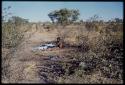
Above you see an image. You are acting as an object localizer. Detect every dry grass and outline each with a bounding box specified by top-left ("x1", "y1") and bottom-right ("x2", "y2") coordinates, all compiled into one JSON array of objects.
[
  {"x1": 54, "y1": 22, "x2": 123, "y2": 84},
  {"x1": 2, "y1": 21, "x2": 123, "y2": 84}
]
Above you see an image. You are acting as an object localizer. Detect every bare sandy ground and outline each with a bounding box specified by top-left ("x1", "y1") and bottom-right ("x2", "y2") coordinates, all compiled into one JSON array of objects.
[{"x1": 4, "y1": 29, "x2": 59, "y2": 83}]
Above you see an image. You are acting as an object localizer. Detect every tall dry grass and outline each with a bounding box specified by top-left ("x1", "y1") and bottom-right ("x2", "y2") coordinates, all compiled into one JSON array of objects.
[
  {"x1": 56, "y1": 21, "x2": 123, "y2": 84},
  {"x1": 2, "y1": 19, "x2": 31, "y2": 82}
]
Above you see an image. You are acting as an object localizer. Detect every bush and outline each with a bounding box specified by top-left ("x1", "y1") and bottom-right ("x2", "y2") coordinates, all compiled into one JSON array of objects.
[{"x1": 2, "y1": 15, "x2": 29, "y2": 82}]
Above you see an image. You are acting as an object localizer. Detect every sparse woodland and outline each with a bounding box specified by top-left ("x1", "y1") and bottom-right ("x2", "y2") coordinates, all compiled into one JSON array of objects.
[{"x1": 2, "y1": 7, "x2": 123, "y2": 84}]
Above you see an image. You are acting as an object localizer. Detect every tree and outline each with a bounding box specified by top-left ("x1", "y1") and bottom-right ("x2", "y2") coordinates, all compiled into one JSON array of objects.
[
  {"x1": 8, "y1": 16, "x2": 29, "y2": 26},
  {"x1": 2, "y1": 6, "x2": 12, "y2": 22},
  {"x1": 48, "y1": 8, "x2": 80, "y2": 25},
  {"x1": 80, "y1": 20, "x2": 84, "y2": 25},
  {"x1": 85, "y1": 14, "x2": 100, "y2": 31},
  {"x1": 48, "y1": 8, "x2": 80, "y2": 47},
  {"x1": 89, "y1": 14, "x2": 100, "y2": 22},
  {"x1": 114, "y1": 18, "x2": 123, "y2": 23}
]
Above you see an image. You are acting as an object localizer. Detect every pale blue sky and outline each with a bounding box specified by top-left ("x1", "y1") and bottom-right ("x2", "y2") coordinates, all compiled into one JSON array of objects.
[{"x1": 2, "y1": 1, "x2": 123, "y2": 22}]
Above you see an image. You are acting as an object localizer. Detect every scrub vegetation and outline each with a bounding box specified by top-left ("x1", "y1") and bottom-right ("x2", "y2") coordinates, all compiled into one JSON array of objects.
[{"x1": 2, "y1": 7, "x2": 123, "y2": 84}]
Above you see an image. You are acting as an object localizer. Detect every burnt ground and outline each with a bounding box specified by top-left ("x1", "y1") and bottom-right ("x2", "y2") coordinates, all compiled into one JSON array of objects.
[{"x1": 2, "y1": 28, "x2": 123, "y2": 84}]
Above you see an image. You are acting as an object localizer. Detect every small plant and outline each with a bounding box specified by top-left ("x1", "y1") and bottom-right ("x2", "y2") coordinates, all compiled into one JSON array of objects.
[{"x1": 85, "y1": 15, "x2": 102, "y2": 32}]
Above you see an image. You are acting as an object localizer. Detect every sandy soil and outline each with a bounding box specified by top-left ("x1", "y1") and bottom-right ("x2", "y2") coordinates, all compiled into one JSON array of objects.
[{"x1": 4, "y1": 29, "x2": 59, "y2": 83}]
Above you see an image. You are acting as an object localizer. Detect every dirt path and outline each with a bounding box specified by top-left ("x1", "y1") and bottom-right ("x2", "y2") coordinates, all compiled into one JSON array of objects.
[
  {"x1": 5, "y1": 27, "x2": 80, "y2": 83},
  {"x1": 8, "y1": 29, "x2": 58, "y2": 83}
]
